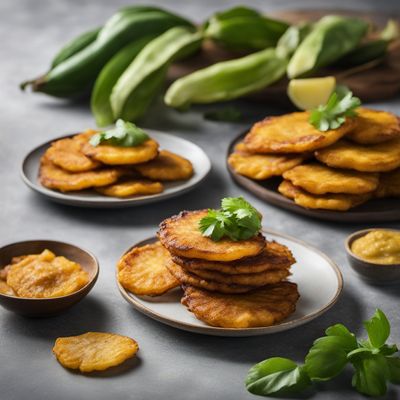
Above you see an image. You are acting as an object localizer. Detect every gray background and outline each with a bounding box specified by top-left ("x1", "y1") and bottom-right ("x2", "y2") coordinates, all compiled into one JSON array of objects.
[{"x1": 1, "y1": 0, "x2": 400, "y2": 399}]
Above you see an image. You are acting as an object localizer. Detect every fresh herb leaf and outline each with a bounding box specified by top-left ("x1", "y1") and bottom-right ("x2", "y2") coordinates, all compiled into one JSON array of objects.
[
  {"x1": 309, "y1": 91, "x2": 361, "y2": 131},
  {"x1": 364, "y1": 309, "x2": 391, "y2": 349},
  {"x1": 203, "y1": 107, "x2": 243, "y2": 122},
  {"x1": 387, "y1": 357, "x2": 400, "y2": 384},
  {"x1": 89, "y1": 119, "x2": 149, "y2": 147},
  {"x1": 245, "y1": 357, "x2": 312, "y2": 396},
  {"x1": 199, "y1": 197, "x2": 261, "y2": 241}
]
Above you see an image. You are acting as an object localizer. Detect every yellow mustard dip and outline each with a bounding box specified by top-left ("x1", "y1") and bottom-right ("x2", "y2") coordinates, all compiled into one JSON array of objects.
[{"x1": 351, "y1": 230, "x2": 400, "y2": 265}]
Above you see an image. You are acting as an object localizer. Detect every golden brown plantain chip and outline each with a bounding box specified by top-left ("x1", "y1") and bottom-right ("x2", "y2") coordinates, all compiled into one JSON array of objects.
[
  {"x1": 0, "y1": 280, "x2": 15, "y2": 296},
  {"x1": 243, "y1": 112, "x2": 355, "y2": 153},
  {"x1": 166, "y1": 261, "x2": 255, "y2": 293},
  {"x1": 347, "y1": 108, "x2": 400, "y2": 145},
  {"x1": 181, "y1": 282, "x2": 299, "y2": 328},
  {"x1": 96, "y1": 179, "x2": 163, "y2": 198},
  {"x1": 117, "y1": 241, "x2": 179, "y2": 296},
  {"x1": 81, "y1": 138, "x2": 159, "y2": 165},
  {"x1": 315, "y1": 139, "x2": 400, "y2": 172},
  {"x1": 228, "y1": 150, "x2": 306, "y2": 180},
  {"x1": 282, "y1": 163, "x2": 379, "y2": 195},
  {"x1": 158, "y1": 210, "x2": 265, "y2": 262},
  {"x1": 39, "y1": 156, "x2": 122, "y2": 192},
  {"x1": 374, "y1": 168, "x2": 400, "y2": 198},
  {"x1": 0, "y1": 265, "x2": 11, "y2": 280},
  {"x1": 134, "y1": 150, "x2": 193, "y2": 181},
  {"x1": 180, "y1": 266, "x2": 290, "y2": 287},
  {"x1": 7, "y1": 249, "x2": 89, "y2": 298},
  {"x1": 171, "y1": 241, "x2": 295, "y2": 275},
  {"x1": 53, "y1": 332, "x2": 138, "y2": 373},
  {"x1": 278, "y1": 180, "x2": 371, "y2": 211},
  {"x1": 45, "y1": 136, "x2": 101, "y2": 172}
]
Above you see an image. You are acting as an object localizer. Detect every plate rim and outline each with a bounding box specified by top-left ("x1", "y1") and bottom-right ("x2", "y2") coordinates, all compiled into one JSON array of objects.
[
  {"x1": 116, "y1": 229, "x2": 343, "y2": 336},
  {"x1": 20, "y1": 130, "x2": 211, "y2": 208},
  {"x1": 226, "y1": 131, "x2": 400, "y2": 222}
]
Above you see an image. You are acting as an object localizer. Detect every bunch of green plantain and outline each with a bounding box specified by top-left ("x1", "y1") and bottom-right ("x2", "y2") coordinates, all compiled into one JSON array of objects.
[{"x1": 21, "y1": 5, "x2": 399, "y2": 124}]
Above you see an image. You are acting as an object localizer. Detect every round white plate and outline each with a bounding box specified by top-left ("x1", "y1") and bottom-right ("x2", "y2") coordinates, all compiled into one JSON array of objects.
[
  {"x1": 117, "y1": 230, "x2": 343, "y2": 336},
  {"x1": 21, "y1": 131, "x2": 211, "y2": 208}
]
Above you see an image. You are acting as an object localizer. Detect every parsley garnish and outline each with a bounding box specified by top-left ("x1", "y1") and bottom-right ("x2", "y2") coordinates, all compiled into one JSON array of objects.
[
  {"x1": 246, "y1": 309, "x2": 400, "y2": 398},
  {"x1": 309, "y1": 91, "x2": 361, "y2": 131},
  {"x1": 199, "y1": 197, "x2": 261, "y2": 241},
  {"x1": 90, "y1": 119, "x2": 149, "y2": 147}
]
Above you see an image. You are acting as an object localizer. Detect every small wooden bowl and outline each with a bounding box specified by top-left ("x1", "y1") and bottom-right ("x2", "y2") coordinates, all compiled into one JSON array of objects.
[
  {"x1": 345, "y1": 229, "x2": 400, "y2": 285},
  {"x1": 0, "y1": 240, "x2": 99, "y2": 317}
]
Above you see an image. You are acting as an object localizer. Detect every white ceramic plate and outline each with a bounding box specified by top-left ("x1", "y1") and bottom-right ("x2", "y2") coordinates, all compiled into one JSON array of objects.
[
  {"x1": 21, "y1": 131, "x2": 211, "y2": 208},
  {"x1": 117, "y1": 230, "x2": 343, "y2": 337}
]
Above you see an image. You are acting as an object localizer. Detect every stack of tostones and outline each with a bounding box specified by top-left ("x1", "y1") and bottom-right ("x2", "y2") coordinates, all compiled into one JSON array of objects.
[
  {"x1": 40, "y1": 129, "x2": 193, "y2": 198},
  {"x1": 117, "y1": 209, "x2": 299, "y2": 328},
  {"x1": 229, "y1": 108, "x2": 400, "y2": 211}
]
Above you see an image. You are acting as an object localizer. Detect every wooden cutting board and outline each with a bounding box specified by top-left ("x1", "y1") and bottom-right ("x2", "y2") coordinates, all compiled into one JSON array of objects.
[{"x1": 169, "y1": 9, "x2": 400, "y2": 106}]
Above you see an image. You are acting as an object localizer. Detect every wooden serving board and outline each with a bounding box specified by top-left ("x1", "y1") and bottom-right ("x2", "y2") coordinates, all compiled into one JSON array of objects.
[{"x1": 169, "y1": 10, "x2": 400, "y2": 106}]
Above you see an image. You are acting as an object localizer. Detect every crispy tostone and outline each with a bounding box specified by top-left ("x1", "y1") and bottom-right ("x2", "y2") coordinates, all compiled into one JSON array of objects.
[
  {"x1": 278, "y1": 180, "x2": 371, "y2": 211},
  {"x1": 118, "y1": 241, "x2": 179, "y2": 296},
  {"x1": 134, "y1": 150, "x2": 193, "y2": 181},
  {"x1": 158, "y1": 210, "x2": 265, "y2": 262},
  {"x1": 315, "y1": 139, "x2": 400, "y2": 172},
  {"x1": 0, "y1": 280, "x2": 15, "y2": 296},
  {"x1": 166, "y1": 261, "x2": 255, "y2": 293},
  {"x1": 243, "y1": 111, "x2": 355, "y2": 154},
  {"x1": 81, "y1": 137, "x2": 159, "y2": 165},
  {"x1": 171, "y1": 241, "x2": 295, "y2": 275},
  {"x1": 39, "y1": 156, "x2": 122, "y2": 192},
  {"x1": 181, "y1": 282, "x2": 299, "y2": 328},
  {"x1": 282, "y1": 163, "x2": 379, "y2": 195},
  {"x1": 347, "y1": 108, "x2": 400, "y2": 145},
  {"x1": 374, "y1": 168, "x2": 400, "y2": 198},
  {"x1": 97, "y1": 179, "x2": 163, "y2": 198},
  {"x1": 6, "y1": 249, "x2": 89, "y2": 298},
  {"x1": 45, "y1": 135, "x2": 101, "y2": 172},
  {"x1": 53, "y1": 332, "x2": 138, "y2": 373}
]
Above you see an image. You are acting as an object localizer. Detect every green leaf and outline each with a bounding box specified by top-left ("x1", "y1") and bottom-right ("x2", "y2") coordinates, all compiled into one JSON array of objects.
[
  {"x1": 199, "y1": 197, "x2": 261, "y2": 242},
  {"x1": 305, "y1": 335, "x2": 357, "y2": 380},
  {"x1": 364, "y1": 309, "x2": 390, "y2": 349},
  {"x1": 245, "y1": 357, "x2": 312, "y2": 396},
  {"x1": 351, "y1": 353, "x2": 389, "y2": 397},
  {"x1": 89, "y1": 119, "x2": 149, "y2": 147},
  {"x1": 387, "y1": 357, "x2": 400, "y2": 384},
  {"x1": 309, "y1": 91, "x2": 361, "y2": 131}
]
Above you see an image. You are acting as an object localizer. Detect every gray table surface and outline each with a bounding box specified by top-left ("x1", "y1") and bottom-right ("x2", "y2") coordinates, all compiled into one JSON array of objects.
[{"x1": 1, "y1": 1, "x2": 400, "y2": 399}]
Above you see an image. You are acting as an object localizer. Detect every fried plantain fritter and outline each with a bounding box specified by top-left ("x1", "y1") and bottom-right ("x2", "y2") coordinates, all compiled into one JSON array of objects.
[
  {"x1": 0, "y1": 280, "x2": 15, "y2": 296},
  {"x1": 171, "y1": 241, "x2": 295, "y2": 275},
  {"x1": 278, "y1": 180, "x2": 371, "y2": 211},
  {"x1": 39, "y1": 156, "x2": 122, "y2": 192},
  {"x1": 166, "y1": 261, "x2": 255, "y2": 293},
  {"x1": 181, "y1": 282, "x2": 299, "y2": 328},
  {"x1": 45, "y1": 136, "x2": 101, "y2": 172},
  {"x1": 118, "y1": 241, "x2": 179, "y2": 296},
  {"x1": 134, "y1": 150, "x2": 193, "y2": 181},
  {"x1": 81, "y1": 138, "x2": 159, "y2": 165},
  {"x1": 315, "y1": 139, "x2": 400, "y2": 172},
  {"x1": 228, "y1": 149, "x2": 306, "y2": 180},
  {"x1": 96, "y1": 179, "x2": 163, "y2": 198},
  {"x1": 243, "y1": 112, "x2": 355, "y2": 154},
  {"x1": 374, "y1": 168, "x2": 400, "y2": 198},
  {"x1": 53, "y1": 332, "x2": 138, "y2": 373},
  {"x1": 282, "y1": 163, "x2": 379, "y2": 195},
  {"x1": 347, "y1": 108, "x2": 400, "y2": 145},
  {"x1": 158, "y1": 210, "x2": 266, "y2": 262},
  {"x1": 7, "y1": 249, "x2": 89, "y2": 298}
]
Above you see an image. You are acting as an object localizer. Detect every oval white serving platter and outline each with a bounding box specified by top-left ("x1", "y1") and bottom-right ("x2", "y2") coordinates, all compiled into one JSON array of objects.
[
  {"x1": 21, "y1": 131, "x2": 211, "y2": 208},
  {"x1": 117, "y1": 230, "x2": 343, "y2": 337}
]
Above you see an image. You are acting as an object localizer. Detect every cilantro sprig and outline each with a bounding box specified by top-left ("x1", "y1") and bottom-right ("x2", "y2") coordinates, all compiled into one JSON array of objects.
[
  {"x1": 309, "y1": 90, "x2": 361, "y2": 131},
  {"x1": 199, "y1": 197, "x2": 261, "y2": 241},
  {"x1": 245, "y1": 309, "x2": 400, "y2": 397},
  {"x1": 90, "y1": 119, "x2": 149, "y2": 147}
]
